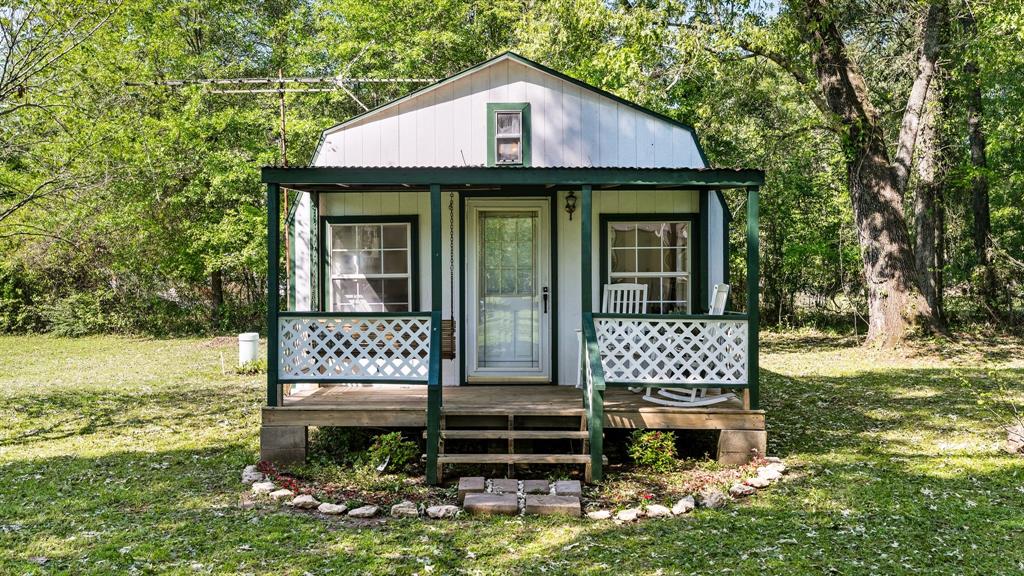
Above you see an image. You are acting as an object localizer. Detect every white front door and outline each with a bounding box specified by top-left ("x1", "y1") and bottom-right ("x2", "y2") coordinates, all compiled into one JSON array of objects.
[{"x1": 466, "y1": 199, "x2": 551, "y2": 382}]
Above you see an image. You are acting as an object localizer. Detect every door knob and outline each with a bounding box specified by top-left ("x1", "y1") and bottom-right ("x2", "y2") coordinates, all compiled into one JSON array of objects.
[{"x1": 542, "y1": 287, "x2": 549, "y2": 313}]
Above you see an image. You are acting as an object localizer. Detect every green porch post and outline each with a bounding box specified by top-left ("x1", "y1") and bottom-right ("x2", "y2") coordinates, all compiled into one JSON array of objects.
[
  {"x1": 426, "y1": 184, "x2": 442, "y2": 484},
  {"x1": 266, "y1": 182, "x2": 281, "y2": 407},
  {"x1": 581, "y1": 184, "x2": 604, "y2": 482},
  {"x1": 746, "y1": 186, "x2": 760, "y2": 409}
]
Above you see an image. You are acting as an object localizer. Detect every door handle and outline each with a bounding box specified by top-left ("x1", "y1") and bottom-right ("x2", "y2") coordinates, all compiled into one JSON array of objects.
[{"x1": 542, "y1": 287, "x2": 549, "y2": 313}]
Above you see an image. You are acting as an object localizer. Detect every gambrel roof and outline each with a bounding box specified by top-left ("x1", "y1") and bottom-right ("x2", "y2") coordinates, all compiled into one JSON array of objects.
[{"x1": 311, "y1": 52, "x2": 709, "y2": 169}]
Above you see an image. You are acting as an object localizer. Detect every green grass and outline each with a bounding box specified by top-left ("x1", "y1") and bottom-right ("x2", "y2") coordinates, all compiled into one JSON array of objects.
[{"x1": 1, "y1": 331, "x2": 1023, "y2": 575}]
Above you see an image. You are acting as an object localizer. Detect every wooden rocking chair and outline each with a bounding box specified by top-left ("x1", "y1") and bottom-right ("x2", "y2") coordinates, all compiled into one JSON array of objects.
[
  {"x1": 640, "y1": 283, "x2": 738, "y2": 407},
  {"x1": 576, "y1": 283, "x2": 648, "y2": 388}
]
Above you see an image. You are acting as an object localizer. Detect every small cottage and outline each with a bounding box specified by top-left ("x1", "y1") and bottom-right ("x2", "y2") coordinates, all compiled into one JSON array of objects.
[{"x1": 261, "y1": 52, "x2": 764, "y2": 483}]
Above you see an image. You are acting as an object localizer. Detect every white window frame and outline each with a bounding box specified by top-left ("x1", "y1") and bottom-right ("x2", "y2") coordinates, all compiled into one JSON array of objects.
[
  {"x1": 494, "y1": 110, "x2": 523, "y2": 165},
  {"x1": 326, "y1": 221, "x2": 414, "y2": 312},
  {"x1": 606, "y1": 219, "x2": 692, "y2": 314}
]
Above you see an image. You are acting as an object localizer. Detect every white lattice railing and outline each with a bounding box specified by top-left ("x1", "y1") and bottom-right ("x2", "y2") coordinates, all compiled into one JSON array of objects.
[
  {"x1": 278, "y1": 313, "x2": 432, "y2": 382},
  {"x1": 593, "y1": 315, "x2": 748, "y2": 385}
]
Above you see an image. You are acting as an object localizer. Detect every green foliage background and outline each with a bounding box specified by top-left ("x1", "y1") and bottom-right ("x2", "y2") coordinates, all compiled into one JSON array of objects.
[{"x1": 1, "y1": 0, "x2": 1021, "y2": 335}]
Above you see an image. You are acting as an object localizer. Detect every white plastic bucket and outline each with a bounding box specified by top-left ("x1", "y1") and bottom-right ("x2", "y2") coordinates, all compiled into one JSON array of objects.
[{"x1": 238, "y1": 332, "x2": 260, "y2": 366}]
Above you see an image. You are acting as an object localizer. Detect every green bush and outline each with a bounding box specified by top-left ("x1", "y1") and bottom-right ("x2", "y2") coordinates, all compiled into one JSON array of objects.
[
  {"x1": 234, "y1": 358, "x2": 266, "y2": 375},
  {"x1": 628, "y1": 429, "x2": 678, "y2": 472},
  {"x1": 363, "y1": 431, "x2": 418, "y2": 473},
  {"x1": 37, "y1": 291, "x2": 112, "y2": 337},
  {"x1": 308, "y1": 427, "x2": 373, "y2": 465}
]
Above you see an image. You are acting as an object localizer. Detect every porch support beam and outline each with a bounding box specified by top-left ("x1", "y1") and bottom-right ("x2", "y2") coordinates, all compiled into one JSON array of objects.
[
  {"x1": 581, "y1": 184, "x2": 604, "y2": 482},
  {"x1": 426, "y1": 183, "x2": 442, "y2": 484},
  {"x1": 746, "y1": 186, "x2": 760, "y2": 410},
  {"x1": 266, "y1": 182, "x2": 281, "y2": 407}
]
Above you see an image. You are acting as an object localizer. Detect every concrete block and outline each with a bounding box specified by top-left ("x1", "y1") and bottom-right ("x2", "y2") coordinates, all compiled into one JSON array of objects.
[
  {"x1": 524, "y1": 495, "x2": 581, "y2": 517},
  {"x1": 522, "y1": 480, "x2": 550, "y2": 494},
  {"x1": 490, "y1": 478, "x2": 519, "y2": 494},
  {"x1": 463, "y1": 493, "x2": 519, "y2": 515},
  {"x1": 260, "y1": 425, "x2": 307, "y2": 464},
  {"x1": 553, "y1": 480, "x2": 582, "y2": 497},
  {"x1": 457, "y1": 477, "x2": 486, "y2": 503},
  {"x1": 717, "y1": 429, "x2": 766, "y2": 465}
]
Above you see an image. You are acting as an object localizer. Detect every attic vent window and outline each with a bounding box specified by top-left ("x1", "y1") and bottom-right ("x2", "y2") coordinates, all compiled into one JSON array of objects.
[{"x1": 495, "y1": 111, "x2": 522, "y2": 164}]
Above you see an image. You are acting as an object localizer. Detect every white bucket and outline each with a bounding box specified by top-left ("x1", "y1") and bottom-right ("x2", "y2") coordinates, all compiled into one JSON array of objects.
[{"x1": 238, "y1": 332, "x2": 260, "y2": 366}]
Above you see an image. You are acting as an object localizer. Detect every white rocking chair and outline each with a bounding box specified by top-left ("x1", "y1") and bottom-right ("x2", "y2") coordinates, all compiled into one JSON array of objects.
[
  {"x1": 576, "y1": 283, "x2": 648, "y2": 388},
  {"x1": 640, "y1": 283, "x2": 737, "y2": 407}
]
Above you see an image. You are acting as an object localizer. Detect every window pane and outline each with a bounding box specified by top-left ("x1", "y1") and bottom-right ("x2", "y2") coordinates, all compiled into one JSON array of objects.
[
  {"x1": 358, "y1": 250, "x2": 382, "y2": 274},
  {"x1": 610, "y1": 249, "x2": 636, "y2": 273},
  {"x1": 382, "y1": 225, "x2": 407, "y2": 249},
  {"x1": 636, "y1": 223, "x2": 663, "y2": 247},
  {"x1": 381, "y1": 278, "x2": 409, "y2": 305},
  {"x1": 663, "y1": 247, "x2": 686, "y2": 273},
  {"x1": 664, "y1": 277, "x2": 688, "y2": 309},
  {"x1": 357, "y1": 225, "x2": 381, "y2": 250},
  {"x1": 496, "y1": 137, "x2": 521, "y2": 163},
  {"x1": 331, "y1": 252, "x2": 357, "y2": 276},
  {"x1": 635, "y1": 248, "x2": 661, "y2": 273},
  {"x1": 382, "y1": 250, "x2": 408, "y2": 274},
  {"x1": 496, "y1": 111, "x2": 521, "y2": 135},
  {"x1": 332, "y1": 225, "x2": 356, "y2": 249},
  {"x1": 662, "y1": 222, "x2": 689, "y2": 248},
  {"x1": 610, "y1": 224, "x2": 636, "y2": 248},
  {"x1": 385, "y1": 302, "x2": 409, "y2": 312}
]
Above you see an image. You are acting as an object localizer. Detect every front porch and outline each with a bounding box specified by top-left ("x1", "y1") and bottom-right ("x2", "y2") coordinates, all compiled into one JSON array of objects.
[{"x1": 261, "y1": 167, "x2": 765, "y2": 484}]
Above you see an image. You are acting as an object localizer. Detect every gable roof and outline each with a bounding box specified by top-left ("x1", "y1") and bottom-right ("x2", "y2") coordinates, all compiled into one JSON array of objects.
[{"x1": 312, "y1": 51, "x2": 709, "y2": 166}]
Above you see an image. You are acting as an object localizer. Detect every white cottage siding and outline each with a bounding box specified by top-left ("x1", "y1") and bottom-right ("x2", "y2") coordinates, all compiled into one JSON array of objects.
[
  {"x1": 290, "y1": 191, "x2": 312, "y2": 311},
  {"x1": 313, "y1": 58, "x2": 705, "y2": 169},
  {"x1": 706, "y1": 190, "x2": 725, "y2": 304}
]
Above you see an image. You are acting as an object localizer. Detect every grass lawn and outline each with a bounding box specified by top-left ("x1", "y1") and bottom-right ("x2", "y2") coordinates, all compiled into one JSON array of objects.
[{"x1": 1, "y1": 331, "x2": 1023, "y2": 575}]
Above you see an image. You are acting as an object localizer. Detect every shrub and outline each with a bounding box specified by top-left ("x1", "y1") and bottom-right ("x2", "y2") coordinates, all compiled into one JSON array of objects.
[
  {"x1": 628, "y1": 429, "x2": 678, "y2": 472},
  {"x1": 235, "y1": 358, "x2": 266, "y2": 375},
  {"x1": 37, "y1": 290, "x2": 111, "y2": 337},
  {"x1": 363, "y1": 431, "x2": 418, "y2": 473},
  {"x1": 308, "y1": 427, "x2": 373, "y2": 465}
]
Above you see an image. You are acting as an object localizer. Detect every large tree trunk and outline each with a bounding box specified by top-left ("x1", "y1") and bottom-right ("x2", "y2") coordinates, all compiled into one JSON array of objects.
[
  {"x1": 798, "y1": 0, "x2": 938, "y2": 346},
  {"x1": 913, "y1": 84, "x2": 945, "y2": 322},
  {"x1": 962, "y1": 12, "x2": 996, "y2": 314}
]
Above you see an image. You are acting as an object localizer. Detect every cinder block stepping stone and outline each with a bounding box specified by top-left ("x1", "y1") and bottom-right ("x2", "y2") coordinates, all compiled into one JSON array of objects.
[
  {"x1": 490, "y1": 478, "x2": 519, "y2": 494},
  {"x1": 553, "y1": 480, "x2": 582, "y2": 497},
  {"x1": 522, "y1": 480, "x2": 549, "y2": 494},
  {"x1": 464, "y1": 493, "x2": 518, "y2": 515},
  {"x1": 458, "y1": 477, "x2": 485, "y2": 503},
  {"x1": 524, "y1": 495, "x2": 581, "y2": 517}
]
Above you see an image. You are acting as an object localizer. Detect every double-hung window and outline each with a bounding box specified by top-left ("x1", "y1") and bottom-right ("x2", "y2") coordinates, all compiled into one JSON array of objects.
[
  {"x1": 327, "y1": 219, "x2": 415, "y2": 312},
  {"x1": 487, "y1": 103, "x2": 531, "y2": 166},
  {"x1": 606, "y1": 219, "x2": 692, "y2": 314}
]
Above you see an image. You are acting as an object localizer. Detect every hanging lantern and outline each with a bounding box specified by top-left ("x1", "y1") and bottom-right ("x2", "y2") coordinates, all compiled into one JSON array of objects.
[{"x1": 565, "y1": 190, "x2": 577, "y2": 220}]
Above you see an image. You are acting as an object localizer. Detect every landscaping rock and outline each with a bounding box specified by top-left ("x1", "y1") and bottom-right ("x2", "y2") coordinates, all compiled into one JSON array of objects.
[
  {"x1": 269, "y1": 489, "x2": 295, "y2": 501},
  {"x1": 729, "y1": 483, "x2": 756, "y2": 498},
  {"x1": 763, "y1": 461, "x2": 786, "y2": 473},
  {"x1": 553, "y1": 480, "x2": 582, "y2": 497},
  {"x1": 464, "y1": 493, "x2": 518, "y2": 515},
  {"x1": 672, "y1": 496, "x2": 696, "y2": 515},
  {"x1": 645, "y1": 504, "x2": 673, "y2": 518},
  {"x1": 317, "y1": 502, "x2": 347, "y2": 515},
  {"x1": 426, "y1": 505, "x2": 460, "y2": 519},
  {"x1": 757, "y1": 467, "x2": 783, "y2": 481},
  {"x1": 290, "y1": 494, "x2": 320, "y2": 509},
  {"x1": 698, "y1": 488, "x2": 727, "y2": 509},
  {"x1": 522, "y1": 480, "x2": 550, "y2": 494},
  {"x1": 390, "y1": 501, "x2": 419, "y2": 518},
  {"x1": 457, "y1": 477, "x2": 486, "y2": 503},
  {"x1": 241, "y1": 465, "x2": 264, "y2": 484},
  {"x1": 1006, "y1": 425, "x2": 1024, "y2": 455},
  {"x1": 745, "y1": 476, "x2": 771, "y2": 489},
  {"x1": 490, "y1": 478, "x2": 519, "y2": 494},
  {"x1": 347, "y1": 505, "x2": 379, "y2": 518},
  {"x1": 251, "y1": 481, "x2": 275, "y2": 495},
  {"x1": 615, "y1": 507, "x2": 642, "y2": 522},
  {"x1": 587, "y1": 510, "x2": 612, "y2": 520},
  {"x1": 524, "y1": 495, "x2": 581, "y2": 517},
  {"x1": 764, "y1": 456, "x2": 784, "y2": 464}
]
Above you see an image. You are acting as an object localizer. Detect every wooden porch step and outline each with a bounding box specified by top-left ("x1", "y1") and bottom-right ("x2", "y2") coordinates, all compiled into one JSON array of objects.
[
  {"x1": 427, "y1": 429, "x2": 589, "y2": 440},
  {"x1": 436, "y1": 453, "x2": 607, "y2": 465},
  {"x1": 441, "y1": 406, "x2": 586, "y2": 417}
]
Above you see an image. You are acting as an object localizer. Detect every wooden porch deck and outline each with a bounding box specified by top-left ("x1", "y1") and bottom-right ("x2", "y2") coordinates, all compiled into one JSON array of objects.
[{"x1": 263, "y1": 385, "x2": 764, "y2": 431}]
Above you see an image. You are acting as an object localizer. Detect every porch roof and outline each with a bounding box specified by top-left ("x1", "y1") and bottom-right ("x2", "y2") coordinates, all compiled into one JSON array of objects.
[{"x1": 260, "y1": 165, "x2": 764, "y2": 193}]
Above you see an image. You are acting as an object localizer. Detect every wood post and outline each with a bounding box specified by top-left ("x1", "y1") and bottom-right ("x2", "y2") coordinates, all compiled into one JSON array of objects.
[
  {"x1": 426, "y1": 184, "x2": 443, "y2": 484},
  {"x1": 746, "y1": 186, "x2": 760, "y2": 410},
  {"x1": 580, "y1": 184, "x2": 604, "y2": 482},
  {"x1": 267, "y1": 182, "x2": 281, "y2": 407}
]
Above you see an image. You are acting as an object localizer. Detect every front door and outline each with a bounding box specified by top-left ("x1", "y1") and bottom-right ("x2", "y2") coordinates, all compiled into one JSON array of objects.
[{"x1": 465, "y1": 199, "x2": 551, "y2": 382}]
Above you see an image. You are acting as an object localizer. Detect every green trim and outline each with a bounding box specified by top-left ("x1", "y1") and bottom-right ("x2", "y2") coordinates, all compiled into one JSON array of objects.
[
  {"x1": 598, "y1": 212, "x2": 701, "y2": 314},
  {"x1": 310, "y1": 192, "x2": 320, "y2": 311},
  {"x1": 318, "y1": 215, "x2": 421, "y2": 312},
  {"x1": 458, "y1": 191, "x2": 557, "y2": 384},
  {"x1": 486, "y1": 103, "x2": 531, "y2": 167},
  {"x1": 699, "y1": 191, "x2": 709, "y2": 312},
  {"x1": 266, "y1": 183, "x2": 281, "y2": 407},
  {"x1": 581, "y1": 185, "x2": 593, "y2": 313},
  {"x1": 427, "y1": 186, "x2": 443, "y2": 485},
  {"x1": 581, "y1": 312, "x2": 605, "y2": 482},
  {"x1": 720, "y1": 190, "x2": 731, "y2": 286},
  {"x1": 288, "y1": 196, "x2": 297, "y2": 310},
  {"x1": 746, "y1": 186, "x2": 760, "y2": 410},
  {"x1": 262, "y1": 166, "x2": 765, "y2": 188},
  {"x1": 310, "y1": 51, "x2": 709, "y2": 166}
]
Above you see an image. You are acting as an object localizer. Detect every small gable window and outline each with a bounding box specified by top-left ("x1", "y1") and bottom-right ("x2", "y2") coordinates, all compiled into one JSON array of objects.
[{"x1": 487, "y1": 103, "x2": 531, "y2": 166}]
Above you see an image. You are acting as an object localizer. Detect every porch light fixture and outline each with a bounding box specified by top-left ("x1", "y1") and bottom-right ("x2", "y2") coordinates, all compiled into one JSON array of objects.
[{"x1": 565, "y1": 190, "x2": 577, "y2": 220}]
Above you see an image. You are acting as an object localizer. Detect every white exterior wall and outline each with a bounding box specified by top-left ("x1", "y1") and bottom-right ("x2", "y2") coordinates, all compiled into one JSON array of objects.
[
  {"x1": 706, "y1": 191, "x2": 726, "y2": 303},
  {"x1": 291, "y1": 191, "x2": 312, "y2": 311},
  {"x1": 313, "y1": 58, "x2": 705, "y2": 169}
]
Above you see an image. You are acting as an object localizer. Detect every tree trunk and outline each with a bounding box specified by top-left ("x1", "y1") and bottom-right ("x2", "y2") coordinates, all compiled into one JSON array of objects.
[
  {"x1": 211, "y1": 269, "x2": 224, "y2": 329},
  {"x1": 913, "y1": 84, "x2": 945, "y2": 322},
  {"x1": 798, "y1": 0, "x2": 937, "y2": 346},
  {"x1": 962, "y1": 12, "x2": 996, "y2": 313}
]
